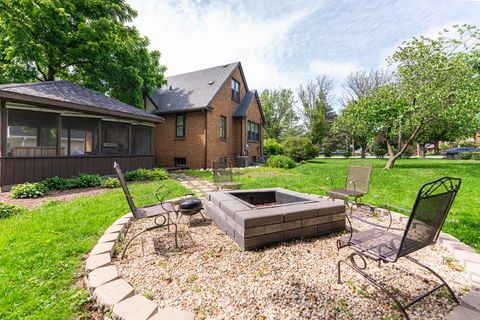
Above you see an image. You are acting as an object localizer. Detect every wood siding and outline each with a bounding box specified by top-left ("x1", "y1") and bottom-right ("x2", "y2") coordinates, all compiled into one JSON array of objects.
[{"x1": 0, "y1": 155, "x2": 154, "y2": 187}]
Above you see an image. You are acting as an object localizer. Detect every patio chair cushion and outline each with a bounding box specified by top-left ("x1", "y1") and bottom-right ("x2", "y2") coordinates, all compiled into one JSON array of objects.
[
  {"x1": 327, "y1": 189, "x2": 365, "y2": 199},
  {"x1": 338, "y1": 228, "x2": 421, "y2": 261}
]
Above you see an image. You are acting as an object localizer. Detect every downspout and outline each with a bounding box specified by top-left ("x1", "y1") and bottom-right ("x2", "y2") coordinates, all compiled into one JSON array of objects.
[{"x1": 204, "y1": 109, "x2": 208, "y2": 169}]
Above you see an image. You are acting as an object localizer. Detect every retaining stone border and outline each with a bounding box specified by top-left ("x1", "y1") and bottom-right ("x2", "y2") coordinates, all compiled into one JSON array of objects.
[{"x1": 84, "y1": 213, "x2": 195, "y2": 320}]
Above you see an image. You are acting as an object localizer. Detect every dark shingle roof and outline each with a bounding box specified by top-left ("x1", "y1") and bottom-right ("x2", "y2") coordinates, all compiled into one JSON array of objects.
[
  {"x1": 0, "y1": 80, "x2": 162, "y2": 122},
  {"x1": 149, "y1": 62, "x2": 240, "y2": 114},
  {"x1": 233, "y1": 90, "x2": 254, "y2": 118}
]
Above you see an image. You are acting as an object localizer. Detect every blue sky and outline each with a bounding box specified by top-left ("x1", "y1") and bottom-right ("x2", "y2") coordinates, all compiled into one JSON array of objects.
[{"x1": 126, "y1": 0, "x2": 480, "y2": 102}]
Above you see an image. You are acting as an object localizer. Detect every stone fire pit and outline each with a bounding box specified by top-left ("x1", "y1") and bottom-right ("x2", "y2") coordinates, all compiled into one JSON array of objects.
[{"x1": 206, "y1": 188, "x2": 345, "y2": 250}]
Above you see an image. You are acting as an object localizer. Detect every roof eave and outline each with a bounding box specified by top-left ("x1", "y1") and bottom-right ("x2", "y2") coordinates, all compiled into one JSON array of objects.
[
  {"x1": 152, "y1": 106, "x2": 211, "y2": 115},
  {"x1": 0, "y1": 91, "x2": 164, "y2": 123}
]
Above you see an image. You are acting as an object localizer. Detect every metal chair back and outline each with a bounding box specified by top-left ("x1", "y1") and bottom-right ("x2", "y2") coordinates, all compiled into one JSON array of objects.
[
  {"x1": 345, "y1": 162, "x2": 372, "y2": 194},
  {"x1": 397, "y1": 176, "x2": 461, "y2": 259},
  {"x1": 113, "y1": 162, "x2": 141, "y2": 219},
  {"x1": 212, "y1": 157, "x2": 233, "y2": 183}
]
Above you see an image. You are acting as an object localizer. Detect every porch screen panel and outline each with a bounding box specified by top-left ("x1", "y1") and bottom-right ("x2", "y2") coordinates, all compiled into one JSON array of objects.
[
  {"x1": 101, "y1": 121, "x2": 129, "y2": 155},
  {"x1": 61, "y1": 117, "x2": 99, "y2": 155},
  {"x1": 132, "y1": 125, "x2": 152, "y2": 155},
  {"x1": 7, "y1": 109, "x2": 57, "y2": 157}
]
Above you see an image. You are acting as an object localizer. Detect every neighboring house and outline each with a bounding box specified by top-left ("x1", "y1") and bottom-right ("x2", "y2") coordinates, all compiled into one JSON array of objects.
[
  {"x1": 145, "y1": 62, "x2": 265, "y2": 169},
  {"x1": 0, "y1": 81, "x2": 162, "y2": 189}
]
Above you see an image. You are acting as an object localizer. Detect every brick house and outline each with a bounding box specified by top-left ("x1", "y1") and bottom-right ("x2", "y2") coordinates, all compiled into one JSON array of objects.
[{"x1": 145, "y1": 62, "x2": 265, "y2": 169}]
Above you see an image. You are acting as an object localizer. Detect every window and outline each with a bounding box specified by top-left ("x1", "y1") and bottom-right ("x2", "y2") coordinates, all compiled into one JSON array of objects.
[
  {"x1": 101, "y1": 121, "x2": 129, "y2": 155},
  {"x1": 176, "y1": 114, "x2": 185, "y2": 138},
  {"x1": 61, "y1": 116, "x2": 99, "y2": 156},
  {"x1": 174, "y1": 157, "x2": 186, "y2": 167},
  {"x1": 220, "y1": 116, "x2": 227, "y2": 139},
  {"x1": 7, "y1": 109, "x2": 58, "y2": 157},
  {"x1": 231, "y1": 79, "x2": 240, "y2": 102},
  {"x1": 248, "y1": 121, "x2": 259, "y2": 142},
  {"x1": 132, "y1": 125, "x2": 153, "y2": 155}
]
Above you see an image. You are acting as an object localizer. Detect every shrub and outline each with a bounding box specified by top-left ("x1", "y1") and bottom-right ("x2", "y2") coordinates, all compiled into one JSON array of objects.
[
  {"x1": 457, "y1": 152, "x2": 472, "y2": 160},
  {"x1": 266, "y1": 155, "x2": 296, "y2": 169},
  {"x1": 264, "y1": 138, "x2": 284, "y2": 156},
  {"x1": 73, "y1": 174, "x2": 101, "y2": 188},
  {"x1": 42, "y1": 176, "x2": 69, "y2": 191},
  {"x1": 471, "y1": 152, "x2": 480, "y2": 160},
  {"x1": 282, "y1": 137, "x2": 319, "y2": 162},
  {"x1": 0, "y1": 202, "x2": 23, "y2": 219},
  {"x1": 323, "y1": 149, "x2": 332, "y2": 158},
  {"x1": 344, "y1": 151, "x2": 352, "y2": 158},
  {"x1": 371, "y1": 145, "x2": 387, "y2": 158},
  {"x1": 125, "y1": 168, "x2": 169, "y2": 181},
  {"x1": 11, "y1": 182, "x2": 48, "y2": 199},
  {"x1": 101, "y1": 177, "x2": 120, "y2": 188}
]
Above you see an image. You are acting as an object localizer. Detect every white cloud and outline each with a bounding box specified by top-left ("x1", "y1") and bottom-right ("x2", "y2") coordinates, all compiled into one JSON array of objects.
[
  {"x1": 308, "y1": 59, "x2": 360, "y2": 82},
  {"x1": 127, "y1": 0, "x2": 325, "y2": 91}
]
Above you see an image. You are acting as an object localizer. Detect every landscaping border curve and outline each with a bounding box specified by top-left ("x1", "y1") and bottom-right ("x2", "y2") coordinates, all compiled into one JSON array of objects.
[{"x1": 85, "y1": 195, "x2": 480, "y2": 320}]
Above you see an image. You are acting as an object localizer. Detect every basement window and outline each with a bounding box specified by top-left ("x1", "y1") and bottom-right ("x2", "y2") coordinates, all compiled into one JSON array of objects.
[{"x1": 174, "y1": 157, "x2": 186, "y2": 167}]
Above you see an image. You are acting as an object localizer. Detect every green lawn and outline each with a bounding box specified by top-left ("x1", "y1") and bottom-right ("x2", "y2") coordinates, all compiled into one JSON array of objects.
[
  {"x1": 0, "y1": 180, "x2": 189, "y2": 320},
  {"x1": 188, "y1": 158, "x2": 480, "y2": 251}
]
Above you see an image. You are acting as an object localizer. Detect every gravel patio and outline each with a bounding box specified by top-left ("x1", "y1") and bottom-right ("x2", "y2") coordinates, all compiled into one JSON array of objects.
[{"x1": 115, "y1": 206, "x2": 470, "y2": 320}]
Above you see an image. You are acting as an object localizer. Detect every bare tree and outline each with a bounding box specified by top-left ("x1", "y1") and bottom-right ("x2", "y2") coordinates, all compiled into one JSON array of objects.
[
  {"x1": 297, "y1": 75, "x2": 336, "y2": 145},
  {"x1": 342, "y1": 69, "x2": 392, "y2": 102}
]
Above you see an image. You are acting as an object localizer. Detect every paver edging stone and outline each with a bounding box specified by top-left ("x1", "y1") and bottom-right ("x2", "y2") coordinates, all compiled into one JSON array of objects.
[{"x1": 85, "y1": 211, "x2": 195, "y2": 320}]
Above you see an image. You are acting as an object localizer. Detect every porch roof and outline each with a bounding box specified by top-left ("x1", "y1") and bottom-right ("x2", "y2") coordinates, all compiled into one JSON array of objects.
[{"x1": 0, "y1": 81, "x2": 163, "y2": 123}]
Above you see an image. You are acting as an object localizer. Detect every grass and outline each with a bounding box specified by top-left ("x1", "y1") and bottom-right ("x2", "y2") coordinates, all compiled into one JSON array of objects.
[
  {"x1": 186, "y1": 158, "x2": 480, "y2": 251},
  {"x1": 0, "y1": 180, "x2": 189, "y2": 320}
]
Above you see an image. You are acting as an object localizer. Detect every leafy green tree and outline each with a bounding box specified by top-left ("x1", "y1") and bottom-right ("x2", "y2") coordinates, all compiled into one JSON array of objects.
[
  {"x1": 297, "y1": 75, "x2": 336, "y2": 145},
  {"x1": 0, "y1": 0, "x2": 166, "y2": 107},
  {"x1": 333, "y1": 100, "x2": 374, "y2": 158},
  {"x1": 259, "y1": 88, "x2": 300, "y2": 140},
  {"x1": 371, "y1": 24, "x2": 480, "y2": 169}
]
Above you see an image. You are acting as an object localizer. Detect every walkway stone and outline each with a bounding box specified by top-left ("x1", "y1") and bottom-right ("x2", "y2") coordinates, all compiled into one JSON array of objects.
[
  {"x1": 94, "y1": 279, "x2": 134, "y2": 307},
  {"x1": 86, "y1": 252, "x2": 111, "y2": 271},
  {"x1": 149, "y1": 307, "x2": 194, "y2": 320},
  {"x1": 90, "y1": 242, "x2": 116, "y2": 257},
  {"x1": 87, "y1": 265, "x2": 119, "y2": 288},
  {"x1": 113, "y1": 294, "x2": 158, "y2": 320}
]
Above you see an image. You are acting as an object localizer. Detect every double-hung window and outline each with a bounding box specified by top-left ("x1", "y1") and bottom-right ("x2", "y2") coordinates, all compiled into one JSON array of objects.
[
  {"x1": 220, "y1": 116, "x2": 227, "y2": 139},
  {"x1": 176, "y1": 114, "x2": 185, "y2": 138},
  {"x1": 231, "y1": 79, "x2": 240, "y2": 102},
  {"x1": 247, "y1": 121, "x2": 259, "y2": 142}
]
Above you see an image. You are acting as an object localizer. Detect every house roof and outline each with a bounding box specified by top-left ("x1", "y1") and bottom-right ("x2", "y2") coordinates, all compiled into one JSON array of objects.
[
  {"x1": 0, "y1": 80, "x2": 163, "y2": 123},
  {"x1": 233, "y1": 90, "x2": 265, "y2": 123},
  {"x1": 149, "y1": 62, "x2": 243, "y2": 115}
]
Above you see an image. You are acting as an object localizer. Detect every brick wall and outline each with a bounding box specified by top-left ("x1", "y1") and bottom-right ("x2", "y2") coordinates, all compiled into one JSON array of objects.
[{"x1": 154, "y1": 110, "x2": 206, "y2": 168}]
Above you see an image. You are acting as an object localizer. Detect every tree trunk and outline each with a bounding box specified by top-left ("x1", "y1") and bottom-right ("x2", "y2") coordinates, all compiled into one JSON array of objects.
[
  {"x1": 352, "y1": 137, "x2": 355, "y2": 156},
  {"x1": 417, "y1": 143, "x2": 426, "y2": 159},
  {"x1": 385, "y1": 141, "x2": 397, "y2": 169},
  {"x1": 361, "y1": 144, "x2": 366, "y2": 158},
  {"x1": 433, "y1": 141, "x2": 440, "y2": 155},
  {"x1": 46, "y1": 65, "x2": 56, "y2": 81}
]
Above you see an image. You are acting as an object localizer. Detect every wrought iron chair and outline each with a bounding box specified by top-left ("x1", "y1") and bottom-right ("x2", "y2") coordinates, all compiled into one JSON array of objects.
[
  {"x1": 114, "y1": 162, "x2": 179, "y2": 258},
  {"x1": 336, "y1": 177, "x2": 461, "y2": 320},
  {"x1": 212, "y1": 157, "x2": 241, "y2": 190},
  {"x1": 326, "y1": 161, "x2": 372, "y2": 204}
]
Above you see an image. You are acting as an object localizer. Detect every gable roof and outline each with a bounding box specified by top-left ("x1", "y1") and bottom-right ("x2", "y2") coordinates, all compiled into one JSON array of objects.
[
  {"x1": 233, "y1": 90, "x2": 265, "y2": 123},
  {"x1": 0, "y1": 80, "x2": 163, "y2": 123},
  {"x1": 149, "y1": 62, "x2": 244, "y2": 115}
]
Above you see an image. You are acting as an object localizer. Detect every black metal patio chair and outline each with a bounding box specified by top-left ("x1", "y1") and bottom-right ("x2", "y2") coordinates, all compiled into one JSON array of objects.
[
  {"x1": 212, "y1": 157, "x2": 241, "y2": 190},
  {"x1": 336, "y1": 176, "x2": 461, "y2": 319},
  {"x1": 114, "y1": 162, "x2": 181, "y2": 258},
  {"x1": 326, "y1": 161, "x2": 372, "y2": 204}
]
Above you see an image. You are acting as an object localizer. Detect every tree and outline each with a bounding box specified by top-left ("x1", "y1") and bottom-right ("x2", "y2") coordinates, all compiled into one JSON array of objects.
[
  {"x1": 259, "y1": 88, "x2": 300, "y2": 140},
  {"x1": 375, "y1": 24, "x2": 480, "y2": 169},
  {"x1": 0, "y1": 0, "x2": 166, "y2": 107},
  {"x1": 342, "y1": 69, "x2": 392, "y2": 103},
  {"x1": 297, "y1": 75, "x2": 336, "y2": 145},
  {"x1": 334, "y1": 100, "x2": 374, "y2": 158}
]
